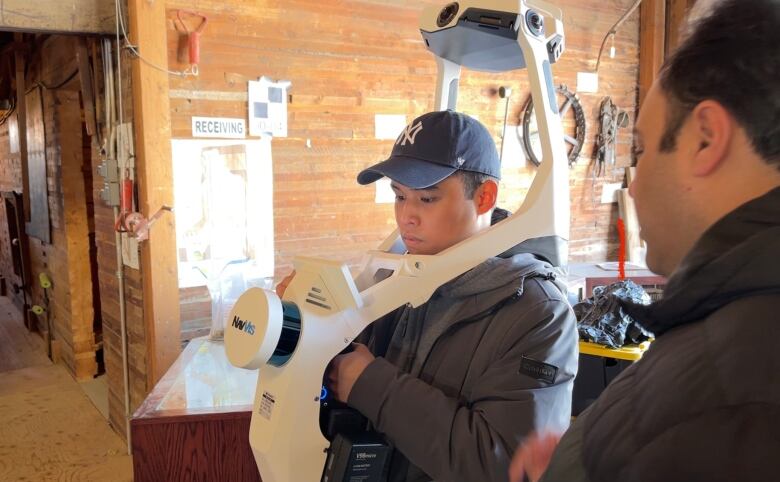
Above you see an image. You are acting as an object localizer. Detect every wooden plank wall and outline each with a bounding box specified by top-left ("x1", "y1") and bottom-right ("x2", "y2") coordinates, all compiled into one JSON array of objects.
[
  {"x1": 0, "y1": 36, "x2": 106, "y2": 381},
  {"x1": 51, "y1": 88, "x2": 99, "y2": 379},
  {"x1": 165, "y1": 0, "x2": 641, "y2": 290},
  {"x1": 86, "y1": 42, "x2": 150, "y2": 439},
  {"x1": 0, "y1": 35, "x2": 149, "y2": 441},
  {"x1": 17, "y1": 38, "x2": 83, "y2": 377}
]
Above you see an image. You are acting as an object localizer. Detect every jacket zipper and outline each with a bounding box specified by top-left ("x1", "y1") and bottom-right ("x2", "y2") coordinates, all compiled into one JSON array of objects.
[
  {"x1": 416, "y1": 288, "x2": 524, "y2": 376},
  {"x1": 416, "y1": 271, "x2": 559, "y2": 380}
]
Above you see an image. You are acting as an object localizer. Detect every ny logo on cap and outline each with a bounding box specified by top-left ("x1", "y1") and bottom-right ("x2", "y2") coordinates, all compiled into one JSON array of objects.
[{"x1": 396, "y1": 121, "x2": 423, "y2": 146}]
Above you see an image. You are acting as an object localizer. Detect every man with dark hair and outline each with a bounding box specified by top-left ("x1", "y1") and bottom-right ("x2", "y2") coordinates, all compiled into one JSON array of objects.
[
  {"x1": 509, "y1": 1, "x2": 780, "y2": 481},
  {"x1": 278, "y1": 109, "x2": 578, "y2": 481},
  {"x1": 458, "y1": 170, "x2": 498, "y2": 199}
]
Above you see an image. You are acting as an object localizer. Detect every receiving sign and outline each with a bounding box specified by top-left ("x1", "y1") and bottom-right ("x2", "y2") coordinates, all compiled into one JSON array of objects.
[{"x1": 192, "y1": 117, "x2": 246, "y2": 139}]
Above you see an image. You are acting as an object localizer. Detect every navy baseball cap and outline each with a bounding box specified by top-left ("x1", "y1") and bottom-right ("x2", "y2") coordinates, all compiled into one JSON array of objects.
[{"x1": 357, "y1": 110, "x2": 501, "y2": 189}]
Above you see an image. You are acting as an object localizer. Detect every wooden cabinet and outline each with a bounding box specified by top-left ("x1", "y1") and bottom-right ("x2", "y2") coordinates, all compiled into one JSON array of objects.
[{"x1": 131, "y1": 338, "x2": 262, "y2": 481}]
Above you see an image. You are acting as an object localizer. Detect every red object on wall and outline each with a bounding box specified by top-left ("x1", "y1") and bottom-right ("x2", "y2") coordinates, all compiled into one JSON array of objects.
[
  {"x1": 121, "y1": 176, "x2": 133, "y2": 213},
  {"x1": 176, "y1": 10, "x2": 208, "y2": 71},
  {"x1": 189, "y1": 31, "x2": 201, "y2": 65},
  {"x1": 115, "y1": 171, "x2": 134, "y2": 232}
]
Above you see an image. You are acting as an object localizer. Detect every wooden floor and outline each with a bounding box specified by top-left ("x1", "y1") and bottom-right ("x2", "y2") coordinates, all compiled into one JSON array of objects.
[
  {"x1": 0, "y1": 297, "x2": 49, "y2": 373},
  {"x1": 0, "y1": 297, "x2": 133, "y2": 481}
]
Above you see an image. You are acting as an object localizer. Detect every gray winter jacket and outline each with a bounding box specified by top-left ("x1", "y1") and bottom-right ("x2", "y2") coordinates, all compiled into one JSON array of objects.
[
  {"x1": 540, "y1": 186, "x2": 780, "y2": 482},
  {"x1": 348, "y1": 246, "x2": 579, "y2": 482}
]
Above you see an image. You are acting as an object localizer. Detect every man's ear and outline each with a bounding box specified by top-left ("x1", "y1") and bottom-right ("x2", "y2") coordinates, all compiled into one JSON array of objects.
[
  {"x1": 690, "y1": 100, "x2": 732, "y2": 177},
  {"x1": 475, "y1": 179, "x2": 498, "y2": 215}
]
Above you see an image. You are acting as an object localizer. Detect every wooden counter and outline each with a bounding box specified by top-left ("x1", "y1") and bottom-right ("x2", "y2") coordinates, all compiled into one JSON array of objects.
[{"x1": 131, "y1": 337, "x2": 261, "y2": 481}]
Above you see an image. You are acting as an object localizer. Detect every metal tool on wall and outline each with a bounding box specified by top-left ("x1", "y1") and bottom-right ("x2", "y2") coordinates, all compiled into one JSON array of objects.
[
  {"x1": 520, "y1": 83, "x2": 585, "y2": 167},
  {"x1": 174, "y1": 10, "x2": 209, "y2": 76},
  {"x1": 113, "y1": 167, "x2": 173, "y2": 242},
  {"x1": 593, "y1": 96, "x2": 629, "y2": 176}
]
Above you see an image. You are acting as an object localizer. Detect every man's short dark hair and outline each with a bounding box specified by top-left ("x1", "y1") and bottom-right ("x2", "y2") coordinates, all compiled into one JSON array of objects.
[
  {"x1": 657, "y1": 0, "x2": 780, "y2": 170},
  {"x1": 456, "y1": 171, "x2": 498, "y2": 199}
]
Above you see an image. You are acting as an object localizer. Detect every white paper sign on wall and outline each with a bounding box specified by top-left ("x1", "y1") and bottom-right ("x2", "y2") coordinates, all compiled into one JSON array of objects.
[
  {"x1": 374, "y1": 114, "x2": 407, "y2": 140},
  {"x1": 248, "y1": 77, "x2": 291, "y2": 138}
]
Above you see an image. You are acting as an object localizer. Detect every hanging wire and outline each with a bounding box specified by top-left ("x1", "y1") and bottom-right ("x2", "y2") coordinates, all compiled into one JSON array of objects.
[
  {"x1": 595, "y1": 0, "x2": 643, "y2": 73},
  {"x1": 115, "y1": 0, "x2": 123, "y2": 127},
  {"x1": 0, "y1": 64, "x2": 79, "y2": 127},
  {"x1": 114, "y1": 0, "x2": 194, "y2": 77},
  {"x1": 37, "y1": 69, "x2": 80, "y2": 90}
]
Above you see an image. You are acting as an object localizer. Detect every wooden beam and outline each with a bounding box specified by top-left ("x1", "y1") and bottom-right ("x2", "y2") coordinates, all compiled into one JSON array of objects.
[
  {"x1": 127, "y1": 0, "x2": 181, "y2": 386},
  {"x1": 0, "y1": 0, "x2": 115, "y2": 35},
  {"x1": 57, "y1": 89, "x2": 99, "y2": 380},
  {"x1": 666, "y1": 0, "x2": 697, "y2": 55},
  {"x1": 639, "y1": 0, "x2": 666, "y2": 106}
]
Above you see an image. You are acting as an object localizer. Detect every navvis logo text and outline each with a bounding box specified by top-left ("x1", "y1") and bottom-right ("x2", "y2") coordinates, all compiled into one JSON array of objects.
[{"x1": 232, "y1": 315, "x2": 256, "y2": 335}]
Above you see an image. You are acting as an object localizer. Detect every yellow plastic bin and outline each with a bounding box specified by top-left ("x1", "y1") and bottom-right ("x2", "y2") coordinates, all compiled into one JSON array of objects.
[{"x1": 573, "y1": 340, "x2": 651, "y2": 415}]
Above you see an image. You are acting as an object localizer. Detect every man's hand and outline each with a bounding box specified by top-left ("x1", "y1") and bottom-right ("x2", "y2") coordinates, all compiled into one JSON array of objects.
[
  {"x1": 275, "y1": 271, "x2": 296, "y2": 298},
  {"x1": 327, "y1": 343, "x2": 375, "y2": 402},
  {"x1": 508, "y1": 432, "x2": 562, "y2": 482}
]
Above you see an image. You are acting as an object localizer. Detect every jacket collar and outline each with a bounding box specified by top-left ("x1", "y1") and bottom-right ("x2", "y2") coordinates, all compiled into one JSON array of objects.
[{"x1": 623, "y1": 186, "x2": 780, "y2": 336}]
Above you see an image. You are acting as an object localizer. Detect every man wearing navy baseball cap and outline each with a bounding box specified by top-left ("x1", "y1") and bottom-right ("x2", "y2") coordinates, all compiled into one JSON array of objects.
[
  {"x1": 278, "y1": 110, "x2": 578, "y2": 482},
  {"x1": 356, "y1": 110, "x2": 504, "y2": 256}
]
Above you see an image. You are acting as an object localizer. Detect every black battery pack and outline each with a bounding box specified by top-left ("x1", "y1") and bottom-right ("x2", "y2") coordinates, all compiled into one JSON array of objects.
[{"x1": 321, "y1": 432, "x2": 391, "y2": 482}]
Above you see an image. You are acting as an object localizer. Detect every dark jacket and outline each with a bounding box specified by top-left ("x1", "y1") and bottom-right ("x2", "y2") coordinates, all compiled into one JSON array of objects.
[
  {"x1": 540, "y1": 187, "x2": 780, "y2": 482},
  {"x1": 349, "y1": 245, "x2": 579, "y2": 482}
]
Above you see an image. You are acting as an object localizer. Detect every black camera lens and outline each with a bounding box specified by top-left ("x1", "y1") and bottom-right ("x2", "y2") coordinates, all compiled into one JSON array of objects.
[
  {"x1": 437, "y1": 2, "x2": 460, "y2": 27},
  {"x1": 525, "y1": 10, "x2": 544, "y2": 36}
]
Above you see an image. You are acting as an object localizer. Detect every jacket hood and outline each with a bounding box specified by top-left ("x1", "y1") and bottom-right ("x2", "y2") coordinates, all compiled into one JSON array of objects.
[
  {"x1": 439, "y1": 252, "x2": 561, "y2": 299},
  {"x1": 437, "y1": 207, "x2": 565, "y2": 299},
  {"x1": 623, "y1": 186, "x2": 780, "y2": 336}
]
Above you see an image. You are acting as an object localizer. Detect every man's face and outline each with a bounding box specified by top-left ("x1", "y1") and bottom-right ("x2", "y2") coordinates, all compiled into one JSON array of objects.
[
  {"x1": 629, "y1": 82, "x2": 698, "y2": 276},
  {"x1": 391, "y1": 174, "x2": 481, "y2": 255}
]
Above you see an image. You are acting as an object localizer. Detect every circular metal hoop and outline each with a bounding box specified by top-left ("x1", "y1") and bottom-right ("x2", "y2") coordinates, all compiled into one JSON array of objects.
[{"x1": 520, "y1": 84, "x2": 586, "y2": 167}]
